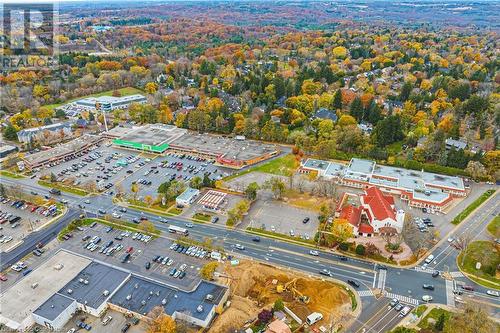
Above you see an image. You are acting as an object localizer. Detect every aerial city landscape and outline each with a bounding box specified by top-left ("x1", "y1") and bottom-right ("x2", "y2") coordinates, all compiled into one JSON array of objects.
[{"x1": 0, "y1": 1, "x2": 498, "y2": 332}]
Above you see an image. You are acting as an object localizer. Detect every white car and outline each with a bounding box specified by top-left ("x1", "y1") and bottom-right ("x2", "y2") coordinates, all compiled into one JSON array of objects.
[
  {"x1": 67, "y1": 328, "x2": 76, "y2": 333},
  {"x1": 235, "y1": 244, "x2": 245, "y2": 250},
  {"x1": 309, "y1": 250, "x2": 319, "y2": 256},
  {"x1": 422, "y1": 295, "x2": 433, "y2": 302},
  {"x1": 486, "y1": 290, "x2": 500, "y2": 297}
]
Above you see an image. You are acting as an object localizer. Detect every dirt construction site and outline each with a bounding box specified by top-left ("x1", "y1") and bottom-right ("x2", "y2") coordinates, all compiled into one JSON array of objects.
[{"x1": 210, "y1": 260, "x2": 352, "y2": 332}]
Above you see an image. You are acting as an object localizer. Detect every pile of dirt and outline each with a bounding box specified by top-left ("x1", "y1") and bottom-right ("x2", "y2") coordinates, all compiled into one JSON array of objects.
[{"x1": 212, "y1": 260, "x2": 351, "y2": 330}]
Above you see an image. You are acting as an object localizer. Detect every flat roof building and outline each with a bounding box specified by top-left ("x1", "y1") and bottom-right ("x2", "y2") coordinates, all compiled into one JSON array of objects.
[
  {"x1": 21, "y1": 134, "x2": 103, "y2": 170},
  {"x1": 17, "y1": 122, "x2": 74, "y2": 144},
  {"x1": 111, "y1": 124, "x2": 280, "y2": 168},
  {"x1": 301, "y1": 158, "x2": 466, "y2": 212},
  {"x1": 1, "y1": 250, "x2": 229, "y2": 331},
  {"x1": 176, "y1": 187, "x2": 200, "y2": 207},
  {"x1": 198, "y1": 190, "x2": 227, "y2": 212}
]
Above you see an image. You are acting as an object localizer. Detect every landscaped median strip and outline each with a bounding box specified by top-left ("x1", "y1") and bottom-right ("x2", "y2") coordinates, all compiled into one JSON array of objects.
[
  {"x1": 246, "y1": 227, "x2": 317, "y2": 247},
  {"x1": 38, "y1": 180, "x2": 88, "y2": 196},
  {"x1": 452, "y1": 189, "x2": 496, "y2": 225},
  {"x1": 0, "y1": 170, "x2": 26, "y2": 179}
]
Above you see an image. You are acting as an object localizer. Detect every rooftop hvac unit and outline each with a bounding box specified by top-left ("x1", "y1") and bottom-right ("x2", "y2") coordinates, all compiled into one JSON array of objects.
[
  {"x1": 79, "y1": 278, "x2": 84, "y2": 283},
  {"x1": 197, "y1": 305, "x2": 203, "y2": 313},
  {"x1": 141, "y1": 300, "x2": 146, "y2": 306},
  {"x1": 162, "y1": 299, "x2": 167, "y2": 305},
  {"x1": 149, "y1": 291, "x2": 153, "y2": 296},
  {"x1": 205, "y1": 294, "x2": 214, "y2": 301},
  {"x1": 134, "y1": 283, "x2": 139, "y2": 289},
  {"x1": 126, "y1": 295, "x2": 132, "y2": 301},
  {"x1": 103, "y1": 290, "x2": 110, "y2": 296},
  {"x1": 84, "y1": 280, "x2": 89, "y2": 285},
  {"x1": 67, "y1": 289, "x2": 73, "y2": 294}
]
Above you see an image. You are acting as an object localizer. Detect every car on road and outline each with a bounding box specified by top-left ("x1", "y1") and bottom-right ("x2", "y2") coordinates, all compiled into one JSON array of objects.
[
  {"x1": 347, "y1": 280, "x2": 360, "y2": 288},
  {"x1": 424, "y1": 254, "x2": 434, "y2": 264},
  {"x1": 422, "y1": 295, "x2": 433, "y2": 302},
  {"x1": 0, "y1": 274, "x2": 7, "y2": 281},
  {"x1": 447, "y1": 237, "x2": 454, "y2": 243},
  {"x1": 67, "y1": 329, "x2": 76, "y2": 333},
  {"x1": 422, "y1": 284, "x2": 435, "y2": 290},
  {"x1": 252, "y1": 236, "x2": 261, "y2": 242},
  {"x1": 389, "y1": 298, "x2": 399, "y2": 308},
  {"x1": 211, "y1": 216, "x2": 219, "y2": 223},
  {"x1": 145, "y1": 262, "x2": 151, "y2": 269},
  {"x1": 486, "y1": 290, "x2": 500, "y2": 297},
  {"x1": 394, "y1": 303, "x2": 404, "y2": 312},
  {"x1": 185, "y1": 223, "x2": 194, "y2": 228},
  {"x1": 319, "y1": 269, "x2": 332, "y2": 277},
  {"x1": 432, "y1": 271, "x2": 440, "y2": 278},
  {"x1": 84, "y1": 199, "x2": 90, "y2": 204},
  {"x1": 309, "y1": 250, "x2": 319, "y2": 256},
  {"x1": 339, "y1": 256, "x2": 348, "y2": 261},
  {"x1": 235, "y1": 244, "x2": 245, "y2": 250},
  {"x1": 461, "y1": 285, "x2": 474, "y2": 291}
]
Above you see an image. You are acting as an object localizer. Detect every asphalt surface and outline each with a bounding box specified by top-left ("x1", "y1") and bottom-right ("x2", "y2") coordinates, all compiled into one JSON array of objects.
[{"x1": 1, "y1": 175, "x2": 499, "y2": 332}]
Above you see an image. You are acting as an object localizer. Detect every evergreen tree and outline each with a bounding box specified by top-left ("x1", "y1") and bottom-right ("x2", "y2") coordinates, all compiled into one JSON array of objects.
[{"x1": 333, "y1": 89, "x2": 342, "y2": 110}]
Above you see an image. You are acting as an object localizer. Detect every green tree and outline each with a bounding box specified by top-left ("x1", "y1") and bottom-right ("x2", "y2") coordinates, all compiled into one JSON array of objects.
[
  {"x1": 355, "y1": 244, "x2": 366, "y2": 256},
  {"x1": 372, "y1": 115, "x2": 404, "y2": 147},
  {"x1": 333, "y1": 89, "x2": 342, "y2": 110},
  {"x1": 273, "y1": 299, "x2": 285, "y2": 311},
  {"x1": 189, "y1": 176, "x2": 203, "y2": 189},
  {"x1": 350, "y1": 96, "x2": 364, "y2": 121},
  {"x1": 2, "y1": 125, "x2": 18, "y2": 141},
  {"x1": 244, "y1": 182, "x2": 259, "y2": 201},
  {"x1": 435, "y1": 313, "x2": 446, "y2": 331},
  {"x1": 263, "y1": 177, "x2": 286, "y2": 199}
]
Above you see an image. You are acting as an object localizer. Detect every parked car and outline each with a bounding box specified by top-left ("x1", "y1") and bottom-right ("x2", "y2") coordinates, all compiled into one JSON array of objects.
[
  {"x1": 121, "y1": 323, "x2": 131, "y2": 332},
  {"x1": 102, "y1": 315, "x2": 113, "y2": 325}
]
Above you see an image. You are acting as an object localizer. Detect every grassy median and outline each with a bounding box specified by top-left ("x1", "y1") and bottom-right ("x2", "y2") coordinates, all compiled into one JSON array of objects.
[
  {"x1": 452, "y1": 189, "x2": 496, "y2": 225},
  {"x1": 38, "y1": 180, "x2": 88, "y2": 196},
  {"x1": 457, "y1": 240, "x2": 500, "y2": 289}
]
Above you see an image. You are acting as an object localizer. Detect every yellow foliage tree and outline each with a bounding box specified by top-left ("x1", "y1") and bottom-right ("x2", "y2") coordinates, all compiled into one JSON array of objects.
[{"x1": 147, "y1": 306, "x2": 176, "y2": 333}]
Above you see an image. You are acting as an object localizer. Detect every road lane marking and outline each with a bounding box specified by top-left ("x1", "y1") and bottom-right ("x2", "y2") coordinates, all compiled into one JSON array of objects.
[{"x1": 445, "y1": 279, "x2": 455, "y2": 307}]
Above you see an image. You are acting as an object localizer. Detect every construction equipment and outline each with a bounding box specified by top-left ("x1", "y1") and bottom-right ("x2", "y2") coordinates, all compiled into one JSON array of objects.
[{"x1": 276, "y1": 278, "x2": 310, "y2": 304}]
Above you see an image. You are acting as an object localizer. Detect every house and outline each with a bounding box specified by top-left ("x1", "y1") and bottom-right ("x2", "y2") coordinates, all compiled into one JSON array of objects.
[
  {"x1": 445, "y1": 138, "x2": 467, "y2": 151},
  {"x1": 265, "y1": 319, "x2": 292, "y2": 333},
  {"x1": 338, "y1": 187, "x2": 405, "y2": 237},
  {"x1": 176, "y1": 187, "x2": 200, "y2": 207},
  {"x1": 313, "y1": 108, "x2": 338, "y2": 122}
]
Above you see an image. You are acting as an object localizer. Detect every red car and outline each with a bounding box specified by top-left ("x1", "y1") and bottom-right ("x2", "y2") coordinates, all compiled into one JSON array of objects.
[
  {"x1": 126, "y1": 247, "x2": 134, "y2": 254},
  {"x1": 461, "y1": 285, "x2": 474, "y2": 291},
  {"x1": 0, "y1": 274, "x2": 8, "y2": 281}
]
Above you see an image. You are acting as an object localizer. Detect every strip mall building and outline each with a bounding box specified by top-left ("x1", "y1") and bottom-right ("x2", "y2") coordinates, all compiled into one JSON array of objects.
[{"x1": 300, "y1": 158, "x2": 467, "y2": 213}]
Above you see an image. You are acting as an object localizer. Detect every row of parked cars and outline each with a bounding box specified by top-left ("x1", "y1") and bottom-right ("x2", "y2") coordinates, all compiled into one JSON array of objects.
[
  {"x1": 170, "y1": 242, "x2": 209, "y2": 259},
  {"x1": 414, "y1": 217, "x2": 434, "y2": 232}
]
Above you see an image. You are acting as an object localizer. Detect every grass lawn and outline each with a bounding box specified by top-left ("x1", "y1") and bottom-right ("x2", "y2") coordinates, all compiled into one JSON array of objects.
[
  {"x1": 417, "y1": 307, "x2": 450, "y2": 330},
  {"x1": 457, "y1": 240, "x2": 500, "y2": 288},
  {"x1": 38, "y1": 180, "x2": 88, "y2": 196},
  {"x1": 222, "y1": 154, "x2": 299, "y2": 182},
  {"x1": 43, "y1": 87, "x2": 143, "y2": 111},
  {"x1": 192, "y1": 212, "x2": 211, "y2": 222},
  {"x1": 168, "y1": 207, "x2": 183, "y2": 215},
  {"x1": 284, "y1": 189, "x2": 331, "y2": 212},
  {"x1": 487, "y1": 216, "x2": 500, "y2": 238},
  {"x1": 0, "y1": 170, "x2": 25, "y2": 179},
  {"x1": 250, "y1": 154, "x2": 299, "y2": 177},
  {"x1": 452, "y1": 189, "x2": 496, "y2": 225},
  {"x1": 412, "y1": 305, "x2": 428, "y2": 318}
]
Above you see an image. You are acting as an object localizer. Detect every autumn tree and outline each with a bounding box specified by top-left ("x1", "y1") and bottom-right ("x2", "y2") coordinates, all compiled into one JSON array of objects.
[
  {"x1": 263, "y1": 177, "x2": 286, "y2": 200},
  {"x1": 244, "y1": 182, "x2": 259, "y2": 201},
  {"x1": 138, "y1": 220, "x2": 157, "y2": 234},
  {"x1": 443, "y1": 302, "x2": 495, "y2": 333},
  {"x1": 200, "y1": 262, "x2": 218, "y2": 280},
  {"x1": 147, "y1": 306, "x2": 176, "y2": 333}
]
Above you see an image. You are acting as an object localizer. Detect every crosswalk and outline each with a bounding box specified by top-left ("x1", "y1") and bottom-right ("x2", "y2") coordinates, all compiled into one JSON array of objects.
[
  {"x1": 414, "y1": 266, "x2": 436, "y2": 274},
  {"x1": 450, "y1": 271, "x2": 464, "y2": 278},
  {"x1": 384, "y1": 291, "x2": 419, "y2": 306},
  {"x1": 376, "y1": 269, "x2": 387, "y2": 290},
  {"x1": 445, "y1": 279, "x2": 455, "y2": 307},
  {"x1": 358, "y1": 289, "x2": 374, "y2": 297}
]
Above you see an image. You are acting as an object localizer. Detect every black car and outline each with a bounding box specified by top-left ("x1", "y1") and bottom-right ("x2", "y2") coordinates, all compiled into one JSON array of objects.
[
  {"x1": 422, "y1": 284, "x2": 435, "y2": 290},
  {"x1": 339, "y1": 256, "x2": 348, "y2": 261},
  {"x1": 347, "y1": 280, "x2": 360, "y2": 288},
  {"x1": 121, "y1": 323, "x2": 131, "y2": 332},
  {"x1": 145, "y1": 262, "x2": 151, "y2": 270},
  {"x1": 302, "y1": 217, "x2": 310, "y2": 224},
  {"x1": 252, "y1": 236, "x2": 261, "y2": 242}
]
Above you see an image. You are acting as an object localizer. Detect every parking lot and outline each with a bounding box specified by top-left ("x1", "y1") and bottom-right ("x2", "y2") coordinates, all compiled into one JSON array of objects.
[
  {"x1": 247, "y1": 197, "x2": 319, "y2": 239},
  {"x1": 60, "y1": 222, "x2": 215, "y2": 291},
  {"x1": 36, "y1": 140, "x2": 234, "y2": 199},
  {"x1": 0, "y1": 197, "x2": 57, "y2": 252},
  {"x1": 55, "y1": 308, "x2": 147, "y2": 333}
]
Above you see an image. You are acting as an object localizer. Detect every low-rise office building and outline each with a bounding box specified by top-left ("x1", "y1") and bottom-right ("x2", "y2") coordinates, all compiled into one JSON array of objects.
[
  {"x1": 176, "y1": 187, "x2": 200, "y2": 207},
  {"x1": 301, "y1": 158, "x2": 466, "y2": 212}
]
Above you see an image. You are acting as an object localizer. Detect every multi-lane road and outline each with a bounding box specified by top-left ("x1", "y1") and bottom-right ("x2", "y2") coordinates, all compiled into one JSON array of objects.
[{"x1": 1, "y1": 176, "x2": 498, "y2": 332}]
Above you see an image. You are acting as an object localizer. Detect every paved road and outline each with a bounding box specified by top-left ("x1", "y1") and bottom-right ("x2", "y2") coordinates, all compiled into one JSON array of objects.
[{"x1": 1, "y1": 176, "x2": 499, "y2": 331}]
